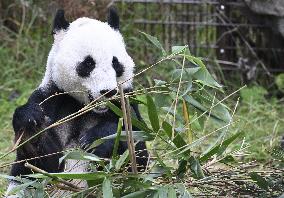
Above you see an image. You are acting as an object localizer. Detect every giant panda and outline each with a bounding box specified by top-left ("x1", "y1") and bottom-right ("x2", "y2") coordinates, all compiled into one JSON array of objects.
[{"x1": 6, "y1": 8, "x2": 148, "y2": 196}]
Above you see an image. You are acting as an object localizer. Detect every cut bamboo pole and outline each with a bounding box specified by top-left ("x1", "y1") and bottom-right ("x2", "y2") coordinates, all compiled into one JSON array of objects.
[{"x1": 118, "y1": 85, "x2": 138, "y2": 174}]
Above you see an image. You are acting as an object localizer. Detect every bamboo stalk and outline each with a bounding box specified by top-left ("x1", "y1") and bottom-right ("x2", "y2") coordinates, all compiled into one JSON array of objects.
[
  {"x1": 125, "y1": 96, "x2": 138, "y2": 173},
  {"x1": 24, "y1": 162, "x2": 81, "y2": 190},
  {"x1": 118, "y1": 85, "x2": 138, "y2": 174}
]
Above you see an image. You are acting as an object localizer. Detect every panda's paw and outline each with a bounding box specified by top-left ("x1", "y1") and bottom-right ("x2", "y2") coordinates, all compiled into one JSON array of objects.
[{"x1": 12, "y1": 103, "x2": 45, "y2": 135}]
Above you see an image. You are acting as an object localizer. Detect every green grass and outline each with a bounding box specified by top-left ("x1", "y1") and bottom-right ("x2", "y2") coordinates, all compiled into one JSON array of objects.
[{"x1": 0, "y1": 26, "x2": 51, "y2": 193}]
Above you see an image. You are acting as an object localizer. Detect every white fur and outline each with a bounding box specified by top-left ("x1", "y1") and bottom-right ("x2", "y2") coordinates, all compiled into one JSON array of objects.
[
  {"x1": 41, "y1": 17, "x2": 135, "y2": 107},
  {"x1": 51, "y1": 159, "x2": 88, "y2": 197}
]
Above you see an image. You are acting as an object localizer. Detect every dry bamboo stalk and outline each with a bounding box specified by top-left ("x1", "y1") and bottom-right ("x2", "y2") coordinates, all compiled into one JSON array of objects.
[
  {"x1": 24, "y1": 162, "x2": 81, "y2": 190},
  {"x1": 118, "y1": 85, "x2": 138, "y2": 174},
  {"x1": 125, "y1": 96, "x2": 138, "y2": 173}
]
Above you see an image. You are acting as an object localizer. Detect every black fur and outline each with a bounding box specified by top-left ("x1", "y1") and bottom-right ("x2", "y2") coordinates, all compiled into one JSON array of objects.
[
  {"x1": 13, "y1": 83, "x2": 60, "y2": 136},
  {"x1": 11, "y1": 81, "x2": 148, "y2": 177},
  {"x1": 52, "y1": 9, "x2": 69, "y2": 35},
  {"x1": 100, "y1": 89, "x2": 118, "y2": 98},
  {"x1": 107, "y1": 7, "x2": 119, "y2": 30},
  {"x1": 76, "y1": 55, "x2": 96, "y2": 78},
  {"x1": 112, "y1": 56, "x2": 124, "y2": 77},
  {"x1": 11, "y1": 83, "x2": 65, "y2": 176}
]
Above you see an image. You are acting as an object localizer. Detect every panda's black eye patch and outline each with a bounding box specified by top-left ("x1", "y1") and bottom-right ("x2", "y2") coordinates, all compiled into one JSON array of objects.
[
  {"x1": 76, "y1": 55, "x2": 96, "y2": 78},
  {"x1": 112, "y1": 56, "x2": 124, "y2": 77}
]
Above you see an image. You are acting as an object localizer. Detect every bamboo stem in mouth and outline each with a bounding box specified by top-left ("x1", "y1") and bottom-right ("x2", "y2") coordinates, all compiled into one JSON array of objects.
[{"x1": 118, "y1": 85, "x2": 138, "y2": 174}]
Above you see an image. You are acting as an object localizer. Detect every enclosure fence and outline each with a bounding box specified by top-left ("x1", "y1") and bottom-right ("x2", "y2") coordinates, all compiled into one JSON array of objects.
[{"x1": 115, "y1": 0, "x2": 284, "y2": 82}]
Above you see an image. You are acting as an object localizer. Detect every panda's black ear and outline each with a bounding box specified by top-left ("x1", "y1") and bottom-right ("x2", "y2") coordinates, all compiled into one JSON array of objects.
[
  {"x1": 107, "y1": 7, "x2": 119, "y2": 30},
  {"x1": 52, "y1": 9, "x2": 69, "y2": 35}
]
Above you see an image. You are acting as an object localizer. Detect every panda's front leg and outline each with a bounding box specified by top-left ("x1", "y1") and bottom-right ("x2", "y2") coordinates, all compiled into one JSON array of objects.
[
  {"x1": 12, "y1": 101, "x2": 45, "y2": 139},
  {"x1": 79, "y1": 121, "x2": 123, "y2": 158},
  {"x1": 12, "y1": 84, "x2": 59, "y2": 138}
]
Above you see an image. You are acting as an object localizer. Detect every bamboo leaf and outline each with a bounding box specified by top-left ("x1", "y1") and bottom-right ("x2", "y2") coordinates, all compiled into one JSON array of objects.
[
  {"x1": 194, "y1": 68, "x2": 222, "y2": 89},
  {"x1": 249, "y1": 172, "x2": 269, "y2": 190},
  {"x1": 103, "y1": 178, "x2": 113, "y2": 198},
  {"x1": 115, "y1": 150, "x2": 129, "y2": 171},
  {"x1": 29, "y1": 172, "x2": 107, "y2": 180},
  {"x1": 59, "y1": 151, "x2": 100, "y2": 164},
  {"x1": 140, "y1": 31, "x2": 167, "y2": 56},
  {"x1": 157, "y1": 187, "x2": 168, "y2": 198},
  {"x1": 7, "y1": 181, "x2": 36, "y2": 195},
  {"x1": 103, "y1": 131, "x2": 155, "y2": 142},
  {"x1": 171, "y1": 45, "x2": 187, "y2": 54},
  {"x1": 219, "y1": 155, "x2": 235, "y2": 163},
  {"x1": 199, "y1": 132, "x2": 244, "y2": 163},
  {"x1": 162, "y1": 121, "x2": 188, "y2": 151},
  {"x1": 182, "y1": 99, "x2": 192, "y2": 143},
  {"x1": 183, "y1": 95, "x2": 229, "y2": 124},
  {"x1": 188, "y1": 156, "x2": 204, "y2": 179},
  {"x1": 146, "y1": 94, "x2": 160, "y2": 132},
  {"x1": 176, "y1": 184, "x2": 193, "y2": 198},
  {"x1": 122, "y1": 189, "x2": 156, "y2": 198},
  {"x1": 107, "y1": 102, "x2": 153, "y2": 134},
  {"x1": 168, "y1": 186, "x2": 177, "y2": 198},
  {"x1": 112, "y1": 118, "x2": 123, "y2": 159}
]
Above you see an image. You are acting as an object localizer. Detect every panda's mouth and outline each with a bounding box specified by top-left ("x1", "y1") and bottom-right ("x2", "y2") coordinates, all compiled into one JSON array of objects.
[{"x1": 88, "y1": 93, "x2": 109, "y2": 113}]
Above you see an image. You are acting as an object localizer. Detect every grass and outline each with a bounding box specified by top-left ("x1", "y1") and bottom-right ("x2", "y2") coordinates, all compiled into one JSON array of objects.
[
  {"x1": 0, "y1": 10, "x2": 283, "y2": 197},
  {"x1": 0, "y1": 25, "x2": 51, "y2": 193}
]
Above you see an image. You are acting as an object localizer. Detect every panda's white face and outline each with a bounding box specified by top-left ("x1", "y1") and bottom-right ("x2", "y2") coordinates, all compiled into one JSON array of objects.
[{"x1": 41, "y1": 13, "x2": 135, "y2": 113}]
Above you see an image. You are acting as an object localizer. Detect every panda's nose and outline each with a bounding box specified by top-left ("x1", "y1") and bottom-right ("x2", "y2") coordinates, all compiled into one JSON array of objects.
[{"x1": 100, "y1": 89, "x2": 118, "y2": 98}]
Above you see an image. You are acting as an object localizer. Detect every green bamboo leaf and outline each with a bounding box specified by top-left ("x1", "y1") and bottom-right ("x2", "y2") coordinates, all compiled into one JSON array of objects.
[
  {"x1": 112, "y1": 118, "x2": 123, "y2": 159},
  {"x1": 219, "y1": 155, "x2": 235, "y2": 163},
  {"x1": 107, "y1": 102, "x2": 153, "y2": 134},
  {"x1": 191, "y1": 56, "x2": 206, "y2": 69},
  {"x1": 59, "y1": 151, "x2": 100, "y2": 164},
  {"x1": 168, "y1": 186, "x2": 177, "y2": 198},
  {"x1": 177, "y1": 160, "x2": 188, "y2": 178},
  {"x1": 171, "y1": 45, "x2": 187, "y2": 54},
  {"x1": 29, "y1": 172, "x2": 107, "y2": 180},
  {"x1": 183, "y1": 95, "x2": 228, "y2": 124},
  {"x1": 249, "y1": 172, "x2": 269, "y2": 190},
  {"x1": 199, "y1": 132, "x2": 244, "y2": 163},
  {"x1": 188, "y1": 156, "x2": 204, "y2": 179},
  {"x1": 122, "y1": 189, "x2": 156, "y2": 198},
  {"x1": 115, "y1": 150, "x2": 129, "y2": 171},
  {"x1": 153, "y1": 151, "x2": 172, "y2": 178},
  {"x1": 176, "y1": 184, "x2": 193, "y2": 198},
  {"x1": 194, "y1": 68, "x2": 222, "y2": 88},
  {"x1": 7, "y1": 181, "x2": 36, "y2": 195},
  {"x1": 140, "y1": 31, "x2": 167, "y2": 56},
  {"x1": 146, "y1": 94, "x2": 160, "y2": 132},
  {"x1": 157, "y1": 187, "x2": 168, "y2": 198},
  {"x1": 184, "y1": 55, "x2": 222, "y2": 89},
  {"x1": 182, "y1": 99, "x2": 192, "y2": 143},
  {"x1": 103, "y1": 131, "x2": 155, "y2": 142},
  {"x1": 129, "y1": 97, "x2": 147, "y2": 105},
  {"x1": 0, "y1": 175, "x2": 31, "y2": 183},
  {"x1": 103, "y1": 178, "x2": 113, "y2": 198},
  {"x1": 162, "y1": 121, "x2": 187, "y2": 150}
]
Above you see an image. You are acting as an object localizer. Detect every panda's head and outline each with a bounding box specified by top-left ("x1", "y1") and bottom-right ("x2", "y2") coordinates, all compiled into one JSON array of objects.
[{"x1": 42, "y1": 8, "x2": 134, "y2": 113}]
